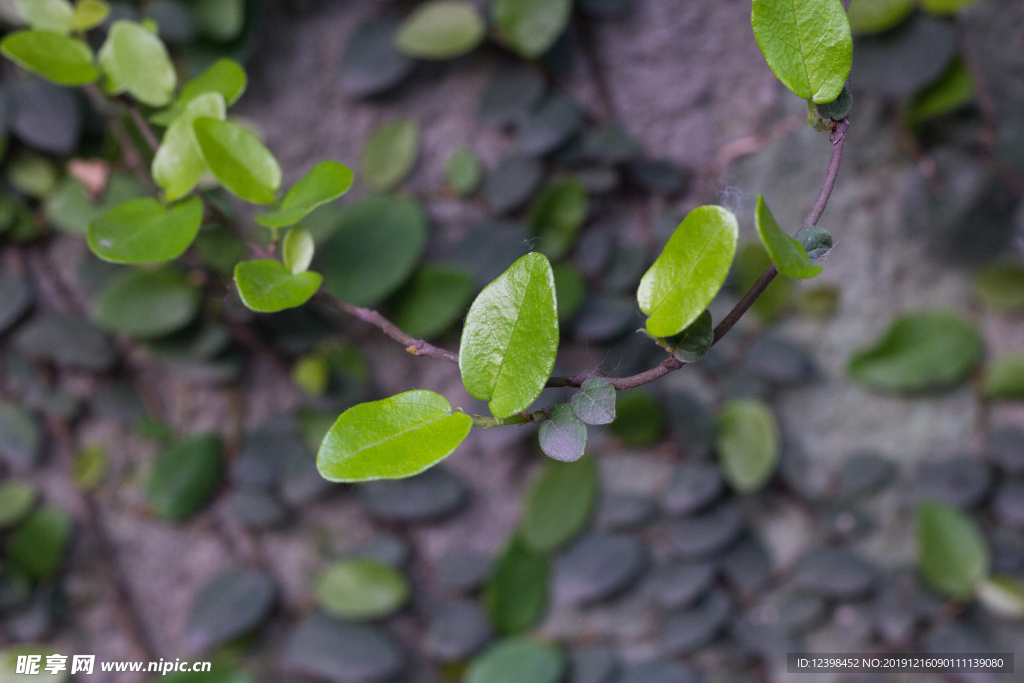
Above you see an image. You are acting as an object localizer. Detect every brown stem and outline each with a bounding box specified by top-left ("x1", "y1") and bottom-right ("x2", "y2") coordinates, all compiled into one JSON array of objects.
[
  {"x1": 322, "y1": 297, "x2": 460, "y2": 365},
  {"x1": 128, "y1": 105, "x2": 160, "y2": 153}
]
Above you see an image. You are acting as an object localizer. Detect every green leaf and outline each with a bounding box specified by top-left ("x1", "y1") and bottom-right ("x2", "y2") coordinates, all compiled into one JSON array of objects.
[
  {"x1": 45, "y1": 173, "x2": 144, "y2": 237},
  {"x1": 255, "y1": 161, "x2": 353, "y2": 229},
  {"x1": 465, "y1": 637, "x2": 564, "y2": 683},
  {"x1": 8, "y1": 507, "x2": 71, "y2": 580},
  {"x1": 193, "y1": 117, "x2": 282, "y2": 204},
  {"x1": 984, "y1": 353, "x2": 1024, "y2": 400},
  {"x1": 521, "y1": 458, "x2": 598, "y2": 552},
  {"x1": 0, "y1": 30, "x2": 98, "y2": 85},
  {"x1": 976, "y1": 576, "x2": 1024, "y2": 619},
  {"x1": 974, "y1": 263, "x2": 1024, "y2": 312},
  {"x1": 570, "y1": 378, "x2": 616, "y2": 426},
  {"x1": 920, "y1": 0, "x2": 978, "y2": 15},
  {"x1": 848, "y1": 311, "x2": 983, "y2": 394},
  {"x1": 638, "y1": 205, "x2": 738, "y2": 338},
  {"x1": 152, "y1": 58, "x2": 248, "y2": 125},
  {"x1": 147, "y1": 434, "x2": 223, "y2": 522},
  {"x1": 234, "y1": 260, "x2": 322, "y2": 313},
  {"x1": 538, "y1": 404, "x2": 587, "y2": 463},
  {"x1": 492, "y1": 0, "x2": 572, "y2": 58},
  {"x1": 847, "y1": 0, "x2": 915, "y2": 34},
  {"x1": 608, "y1": 390, "x2": 664, "y2": 446},
  {"x1": 16, "y1": 0, "x2": 74, "y2": 33},
  {"x1": 93, "y1": 268, "x2": 200, "y2": 338},
  {"x1": 916, "y1": 500, "x2": 988, "y2": 599},
  {"x1": 484, "y1": 536, "x2": 549, "y2": 634},
  {"x1": 529, "y1": 178, "x2": 588, "y2": 261},
  {"x1": 0, "y1": 482, "x2": 36, "y2": 529},
  {"x1": 906, "y1": 59, "x2": 975, "y2": 126},
  {"x1": 282, "y1": 227, "x2": 315, "y2": 275},
  {"x1": 735, "y1": 242, "x2": 792, "y2": 321},
  {"x1": 716, "y1": 399, "x2": 779, "y2": 494},
  {"x1": 389, "y1": 263, "x2": 475, "y2": 340},
  {"x1": 552, "y1": 263, "x2": 584, "y2": 322},
  {"x1": 751, "y1": 0, "x2": 853, "y2": 103},
  {"x1": 318, "y1": 195, "x2": 428, "y2": 307},
  {"x1": 87, "y1": 197, "x2": 204, "y2": 264},
  {"x1": 314, "y1": 558, "x2": 410, "y2": 620},
  {"x1": 6, "y1": 152, "x2": 57, "y2": 198},
  {"x1": 669, "y1": 309, "x2": 714, "y2": 363},
  {"x1": 73, "y1": 446, "x2": 106, "y2": 490},
  {"x1": 97, "y1": 20, "x2": 176, "y2": 106},
  {"x1": 152, "y1": 93, "x2": 227, "y2": 201},
  {"x1": 755, "y1": 195, "x2": 822, "y2": 279},
  {"x1": 460, "y1": 252, "x2": 559, "y2": 419},
  {"x1": 193, "y1": 0, "x2": 245, "y2": 42},
  {"x1": 447, "y1": 148, "x2": 482, "y2": 196},
  {"x1": 361, "y1": 118, "x2": 419, "y2": 191},
  {"x1": 70, "y1": 0, "x2": 109, "y2": 30},
  {"x1": 395, "y1": 0, "x2": 486, "y2": 59},
  {"x1": 317, "y1": 390, "x2": 472, "y2": 482}
]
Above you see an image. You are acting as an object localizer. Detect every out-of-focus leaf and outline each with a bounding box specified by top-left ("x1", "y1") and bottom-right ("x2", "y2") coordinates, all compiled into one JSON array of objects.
[
  {"x1": 0, "y1": 30, "x2": 98, "y2": 85},
  {"x1": 716, "y1": 399, "x2": 779, "y2": 493},
  {"x1": 88, "y1": 197, "x2": 203, "y2": 264},
  {"x1": 916, "y1": 500, "x2": 988, "y2": 599},
  {"x1": 395, "y1": 1, "x2": 486, "y2": 59}
]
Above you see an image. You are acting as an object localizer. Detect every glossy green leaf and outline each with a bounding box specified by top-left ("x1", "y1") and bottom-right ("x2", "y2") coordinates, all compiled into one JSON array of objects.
[
  {"x1": 282, "y1": 227, "x2": 315, "y2": 275},
  {"x1": 916, "y1": 500, "x2": 988, "y2": 599},
  {"x1": 716, "y1": 399, "x2": 779, "y2": 493},
  {"x1": 315, "y1": 558, "x2": 410, "y2": 620},
  {"x1": 362, "y1": 118, "x2": 419, "y2": 191},
  {"x1": 848, "y1": 311, "x2": 983, "y2": 393},
  {"x1": 152, "y1": 93, "x2": 227, "y2": 201},
  {"x1": 98, "y1": 20, "x2": 176, "y2": 106},
  {"x1": 976, "y1": 576, "x2": 1024, "y2": 619},
  {"x1": 395, "y1": 1, "x2": 486, "y2": 60},
  {"x1": 570, "y1": 378, "x2": 616, "y2": 426},
  {"x1": 318, "y1": 195, "x2": 428, "y2": 307},
  {"x1": 317, "y1": 390, "x2": 472, "y2": 482},
  {"x1": 460, "y1": 252, "x2": 559, "y2": 419},
  {"x1": 538, "y1": 404, "x2": 587, "y2": 463},
  {"x1": 0, "y1": 30, "x2": 98, "y2": 85},
  {"x1": 492, "y1": 0, "x2": 572, "y2": 58},
  {"x1": 465, "y1": 637, "x2": 564, "y2": 683},
  {"x1": 735, "y1": 242, "x2": 792, "y2": 321},
  {"x1": 920, "y1": 0, "x2": 978, "y2": 15},
  {"x1": 638, "y1": 205, "x2": 738, "y2": 338},
  {"x1": 8, "y1": 507, "x2": 71, "y2": 579},
  {"x1": 847, "y1": 0, "x2": 915, "y2": 34},
  {"x1": 552, "y1": 263, "x2": 584, "y2": 322},
  {"x1": 484, "y1": 536, "x2": 549, "y2": 634},
  {"x1": 974, "y1": 263, "x2": 1024, "y2": 312},
  {"x1": 147, "y1": 434, "x2": 223, "y2": 522},
  {"x1": 447, "y1": 148, "x2": 482, "y2": 196},
  {"x1": 16, "y1": 0, "x2": 74, "y2": 33},
  {"x1": 0, "y1": 482, "x2": 36, "y2": 529},
  {"x1": 389, "y1": 263, "x2": 475, "y2": 340},
  {"x1": 529, "y1": 178, "x2": 588, "y2": 261},
  {"x1": 152, "y1": 58, "x2": 248, "y2": 126},
  {"x1": 669, "y1": 309, "x2": 714, "y2": 363},
  {"x1": 255, "y1": 161, "x2": 353, "y2": 229},
  {"x1": 70, "y1": 0, "x2": 109, "y2": 30},
  {"x1": 906, "y1": 59, "x2": 974, "y2": 125},
  {"x1": 521, "y1": 458, "x2": 598, "y2": 552},
  {"x1": 87, "y1": 197, "x2": 203, "y2": 264},
  {"x1": 193, "y1": 117, "x2": 282, "y2": 204},
  {"x1": 234, "y1": 260, "x2": 322, "y2": 313},
  {"x1": 751, "y1": 0, "x2": 853, "y2": 103},
  {"x1": 984, "y1": 353, "x2": 1024, "y2": 401},
  {"x1": 93, "y1": 268, "x2": 200, "y2": 338},
  {"x1": 755, "y1": 195, "x2": 821, "y2": 279}
]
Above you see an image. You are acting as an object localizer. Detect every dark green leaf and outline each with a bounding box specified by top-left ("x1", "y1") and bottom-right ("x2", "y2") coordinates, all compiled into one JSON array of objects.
[
  {"x1": 608, "y1": 391, "x2": 664, "y2": 446},
  {"x1": 14, "y1": 313, "x2": 116, "y2": 371},
  {"x1": 0, "y1": 403, "x2": 42, "y2": 471},
  {"x1": 906, "y1": 59, "x2": 974, "y2": 125},
  {"x1": 152, "y1": 93, "x2": 227, "y2": 201},
  {"x1": 484, "y1": 536, "x2": 549, "y2": 634},
  {"x1": 447, "y1": 148, "x2": 482, "y2": 196},
  {"x1": 716, "y1": 399, "x2": 779, "y2": 493},
  {"x1": 0, "y1": 482, "x2": 36, "y2": 529},
  {"x1": 465, "y1": 637, "x2": 564, "y2": 683},
  {"x1": 552, "y1": 263, "x2": 585, "y2": 322},
  {"x1": 93, "y1": 268, "x2": 200, "y2": 338},
  {"x1": 193, "y1": 117, "x2": 282, "y2": 204},
  {"x1": 317, "y1": 390, "x2": 473, "y2": 482},
  {"x1": 478, "y1": 63, "x2": 546, "y2": 126},
  {"x1": 147, "y1": 434, "x2": 223, "y2": 522},
  {"x1": 255, "y1": 161, "x2": 354, "y2": 229},
  {"x1": 361, "y1": 119, "x2": 419, "y2": 192},
  {"x1": 8, "y1": 507, "x2": 71, "y2": 579},
  {"x1": 395, "y1": 1, "x2": 486, "y2": 59},
  {"x1": 0, "y1": 30, "x2": 98, "y2": 85},
  {"x1": 974, "y1": 263, "x2": 1024, "y2": 312},
  {"x1": 492, "y1": 0, "x2": 572, "y2": 58},
  {"x1": 389, "y1": 263, "x2": 475, "y2": 340},
  {"x1": 484, "y1": 155, "x2": 544, "y2": 214},
  {"x1": 234, "y1": 260, "x2": 322, "y2": 313},
  {"x1": 570, "y1": 378, "x2": 616, "y2": 425},
  {"x1": 529, "y1": 178, "x2": 588, "y2": 260},
  {"x1": 816, "y1": 85, "x2": 852, "y2": 120},
  {"x1": 338, "y1": 17, "x2": 414, "y2": 97},
  {"x1": 315, "y1": 558, "x2": 409, "y2": 620},
  {"x1": 984, "y1": 353, "x2": 1024, "y2": 400},
  {"x1": 521, "y1": 458, "x2": 598, "y2": 551},
  {"x1": 516, "y1": 96, "x2": 582, "y2": 157},
  {"x1": 98, "y1": 20, "x2": 176, "y2": 106},
  {"x1": 192, "y1": 0, "x2": 245, "y2": 41},
  {"x1": 538, "y1": 404, "x2": 587, "y2": 463},
  {"x1": 848, "y1": 0, "x2": 915, "y2": 34},
  {"x1": 186, "y1": 570, "x2": 276, "y2": 652},
  {"x1": 916, "y1": 500, "x2": 988, "y2": 599},
  {"x1": 794, "y1": 226, "x2": 834, "y2": 262},
  {"x1": 735, "y1": 242, "x2": 792, "y2": 321},
  {"x1": 460, "y1": 252, "x2": 559, "y2": 419},
  {"x1": 670, "y1": 309, "x2": 713, "y2": 363},
  {"x1": 754, "y1": 195, "x2": 821, "y2": 279},
  {"x1": 87, "y1": 197, "x2": 203, "y2": 264},
  {"x1": 848, "y1": 311, "x2": 983, "y2": 393}
]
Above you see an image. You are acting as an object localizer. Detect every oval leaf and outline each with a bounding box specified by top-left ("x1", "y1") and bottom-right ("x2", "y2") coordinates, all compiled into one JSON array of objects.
[
  {"x1": 179, "y1": 57, "x2": 247, "y2": 108},
  {"x1": 193, "y1": 117, "x2": 282, "y2": 204},
  {"x1": 538, "y1": 403, "x2": 587, "y2": 463},
  {"x1": 754, "y1": 195, "x2": 821, "y2": 279},
  {"x1": 492, "y1": 0, "x2": 572, "y2": 58},
  {"x1": 234, "y1": 260, "x2": 322, "y2": 313},
  {"x1": 389, "y1": 263, "x2": 476, "y2": 341},
  {"x1": 146, "y1": 434, "x2": 223, "y2": 522},
  {"x1": 9, "y1": 507, "x2": 71, "y2": 579},
  {"x1": 984, "y1": 353, "x2": 1024, "y2": 401},
  {"x1": 361, "y1": 118, "x2": 419, "y2": 191},
  {"x1": 71, "y1": 0, "x2": 110, "y2": 31},
  {"x1": 466, "y1": 637, "x2": 564, "y2": 683},
  {"x1": 256, "y1": 161, "x2": 354, "y2": 229},
  {"x1": 529, "y1": 178, "x2": 588, "y2": 261},
  {"x1": 716, "y1": 399, "x2": 779, "y2": 493},
  {"x1": 87, "y1": 197, "x2": 203, "y2": 264},
  {"x1": 395, "y1": 1, "x2": 486, "y2": 60},
  {"x1": 974, "y1": 263, "x2": 1024, "y2": 312},
  {"x1": 569, "y1": 377, "x2": 616, "y2": 425},
  {"x1": 317, "y1": 390, "x2": 472, "y2": 482},
  {"x1": 916, "y1": 500, "x2": 988, "y2": 599},
  {"x1": 93, "y1": 268, "x2": 200, "y2": 338},
  {"x1": 484, "y1": 536, "x2": 549, "y2": 635},
  {"x1": 282, "y1": 227, "x2": 315, "y2": 275},
  {"x1": 315, "y1": 558, "x2": 410, "y2": 620},
  {"x1": 751, "y1": 0, "x2": 853, "y2": 103},
  {"x1": 0, "y1": 30, "x2": 98, "y2": 85},
  {"x1": 16, "y1": 0, "x2": 75, "y2": 33},
  {"x1": 521, "y1": 458, "x2": 598, "y2": 553},
  {"x1": 460, "y1": 252, "x2": 559, "y2": 419},
  {"x1": 638, "y1": 205, "x2": 738, "y2": 338},
  {"x1": 848, "y1": 0, "x2": 915, "y2": 34},
  {"x1": 152, "y1": 93, "x2": 227, "y2": 201},
  {"x1": 98, "y1": 20, "x2": 176, "y2": 106},
  {"x1": 447, "y1": 148, "x2": 482, "y2": 196}
]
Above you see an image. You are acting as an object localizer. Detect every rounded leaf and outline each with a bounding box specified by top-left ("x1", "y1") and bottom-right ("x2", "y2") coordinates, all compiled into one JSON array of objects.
[
  {"x1": 87, "y1": 197, "x2": 203, "y2": 264},
  {"x1": 984, "y1": 353, "x2": 1024, "y2": 401},
  {"x1": 146, "y1": 434, "x2": 223, "y2": 522},
  {"x1": 235, "y1": 259, "x2": 322, "y2": 313},
  {"x1": 754, "y1": 195, "x2": 821, "y2": 279},
  {"x1": 0, "y1": 30, "x2": 98, "y2": 85},
  {"x1": 538, "y1": 404, "x2": 587, "y2": 463},
  {"x1": 916, "y1": 500, "x2": 988, "y2": 599},
  {"x1": 315, "y1": 559, "x2": 410, "y2": 620},
  {"x1": 447, "y1": 148, "x2": 482, "y2": 196},
  {"x1": 185, "y1": 568, "x2": 276, "y2": 652},
  {"x1": 317, "y1": 390, "x2": 473, "y2": 482},
  {"x1": 71, "y1": 0, "x2": 110, "y2": 31},
  {"x1": 716, "y1": 399, "x2": 779, "y2": 493},
  {"x1": 521, "y1": 458, "x2": 598, "y2": 553},
  {"x1": 848, "y1": 0, "x2": 915, "y2": 34},
  {"x1": 395, "y1": 1, "x2": 486, "y2": 60},
  {"x1": 492, "y1": 0, "x2": 572, "y2": 58},
  {"x1": 93, "y1": 268, "x2": 200, "y2": 338},
  {"x1": 282, "y1": 227, "x2": 315, "y2": 275},
  {"x1": 528, "y1": 178, "x2": 588, "y2": 261},
  {"x1": 98, "y1": 20, "x2": 176, "y2": 106},
  {"x1": 193, "y1": 117, "x2": 282, "y2": 204},
  {"x1": 16, "y1": 0, "x2": 75, "y2": 33},
  {"x1": 152, "y1": 93, "x2": 227, "y2": 201},
  {"x1": 256, "y1": 161, "x2": 354, "y2": 229},
  {"x1": 8, "y1": 507, "x2": 71, "y2": 579},
  {"x1": 0, "y1": 482, "x2": 36, "y2": 529},
  {"x1": 179, "y1": 58, "x2": 247, "y2": 108},
  {"x1": 569, "y1": 378, "x2": 616, "y2": 425},
  {"x1": 465, "y1": 637, "x2": 564, "y2": 683},
  {"x1": 361, "y1": 118, "x2": 419, "y2": 191},
  {"x1": 389, "y1": 263, "x2": 475, "y2": 340},
  {"x1": 484, "y1": 537, "x2": 549, "y2": 635},
  {"x1": 974, "y1": 263, "x2": 1024, "y2": 312}
]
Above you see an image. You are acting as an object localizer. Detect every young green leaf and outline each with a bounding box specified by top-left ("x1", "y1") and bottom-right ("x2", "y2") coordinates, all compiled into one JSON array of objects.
[
  {"x1": 97, "y1": 20, "x2": 176, "y2": 106},
  {"x1": 538, "y1": 403, "x2": 587, "y2": 463},
  {"x1": 751, "y1": 0, "x2": 853, "y2": 103},
  {"x1": 389, "y1": 263, "x2": 476, "y2": 341},
  {"x1": 0, "y1": 30, "x2": 99, "y2": 85},
  {"x1": 16, "y1": 0, "x2": 74, "y2": 33},
  {"x1": 255, "y1": 161, "x2": 354, "y2": 229},
  {"x1": 484, "y1": 536, "x2": 549, "y2": 634},
  {"x1": 528, "y1": 178, "x2": 588, "y2": 261},
  {"x1": 282, "y1": 227, "x2": 315, "y2": 275},
  {"x1": 146, "y1": 434, "x2": 223, "y2": 522},
  {"x1": 317, "y1": 390, "x2": 473, "y2": 482},
  {"x1": 492, "y1": 0, "x2": 572, "y2": 58},
  {"x1": 362, "y1": 118, "x2": 419, "y2": 191},
  {"x1": 521, "y1": 458, "x2": 598, "y2": 552},
  {"x1": 395, "y1": 1, "x2": 486, "y2": 60},
  {"x1": 0, "y1": 482, "x2": 36, "y2": 529},
  {"x1": 93, "y1": 269, "x2": 200, "y2": 338},
  {"x1": 847, "y1": 0, "x2": 915, "y2": 34},
  {"x1": 152, "y1": 93, "x2": 227, "y2": 201},
  {"x1": 755, "y1": 195, "x2": 822, "y2": 279},
  {"x1": 916, "y1": 500, "x2": 988, "y2": 599},
  {"x1": 848, "y1": 311, "x2": 983, "y2": 393},
  {"x1": 234, "y1": 259, "x2": 322, "y2": 313},
  {"x1": 906, "y1": 59, "x2": 974, "y2": 126},
  {"x1": 465, "y1": 637, "x2": 564, "y2": 683},
  {"x1": 315, "y1": 559, "x2": 410, "y2": 620},
  {"x1": 638, "y1": 205, "x2": 738, "y2": 338},
  {"x1": 716, "y1": 399, "x2": 779, "y2": 493},
  {"x1": 447, "y1": 148, "x2": 482, "y2": 196},
  {"x1": 71, "y1": 0, "x2": 110, "y2": 31},
  {"x1": 180, "y1": 57, "x2": 247, "y2": 107},
  {"x1": 193, "y1": 118, "x2": 282, "y2": 204},
  {"x1": 974, "y1": 263, "x2": 1024, "y2": 312},
  {"x1": 460, "y1": 252, "x2": 559, "y2": 419},
  {"x1": 984, "y1": 353, "x2": 1024, "y2": 400},
  {"x1": 87, "y1": 197, "x2": 203, "y2": 264},
  {"x1": 570, "y1": 378, "x2": 616, "y2": 425},
  {"x1": 8, "y1": 507, "x2": 71, "y2": 579},
  {"x1": 669, "y1": 308, "x2": 714, "y2": 363}
]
